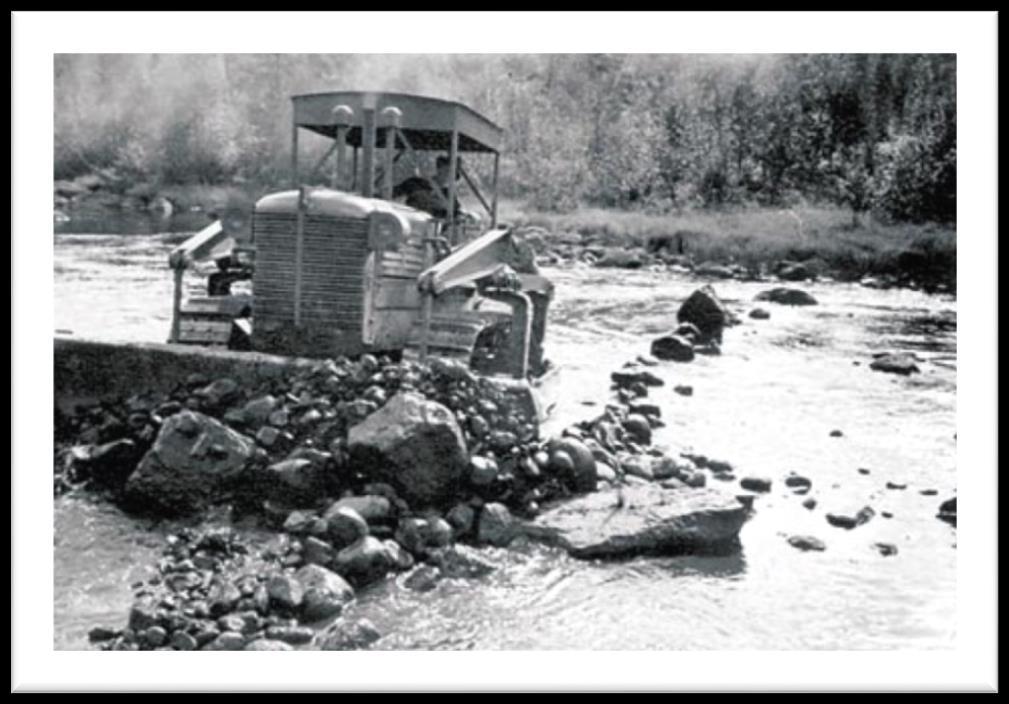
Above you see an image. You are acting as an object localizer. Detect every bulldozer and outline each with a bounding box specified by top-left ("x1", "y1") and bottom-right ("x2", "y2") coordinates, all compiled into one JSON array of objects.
[{"x1": 167, "y1": 91, "x2": 553, "y2": 381}]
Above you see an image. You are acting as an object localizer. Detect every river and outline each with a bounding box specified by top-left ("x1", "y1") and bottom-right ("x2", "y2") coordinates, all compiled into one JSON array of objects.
[{"x1": 53, "y1": 230, "x2": 957, "y2": 650}]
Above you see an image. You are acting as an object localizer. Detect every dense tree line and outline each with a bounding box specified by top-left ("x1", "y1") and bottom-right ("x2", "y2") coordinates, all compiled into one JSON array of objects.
[{"x1": 54, "y1": 54, "x2": 955, "y2": 223}]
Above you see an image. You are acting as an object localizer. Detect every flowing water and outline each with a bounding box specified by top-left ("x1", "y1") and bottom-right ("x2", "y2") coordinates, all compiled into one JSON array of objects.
[{"x1": 53, "y1": 231, "x2": 957, "y2": 650}]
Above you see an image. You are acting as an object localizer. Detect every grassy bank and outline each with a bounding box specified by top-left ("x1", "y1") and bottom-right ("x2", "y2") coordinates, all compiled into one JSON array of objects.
[{"x1": 500, "y1": 201, "x2": 956, "y2": 292}]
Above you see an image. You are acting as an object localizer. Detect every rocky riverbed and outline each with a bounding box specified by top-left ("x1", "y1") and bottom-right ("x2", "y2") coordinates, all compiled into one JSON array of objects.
[{"x1": 54, "y1": 231, "x2": 957, "y2": 650}]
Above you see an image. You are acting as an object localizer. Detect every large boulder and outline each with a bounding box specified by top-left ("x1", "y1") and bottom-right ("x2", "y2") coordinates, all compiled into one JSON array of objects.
[
  {"x1": 347, "y1": 392, "x2": 467, "y2": 506},
  {"x1": 124, "y1": 410, "x2": 256, "y2": 515},
  {"x1": 521, "y1": 483, "x2": 749, "y2": 559},
  {"x1": 677, "y1": 285, "x2": 731, "y2": 343}
]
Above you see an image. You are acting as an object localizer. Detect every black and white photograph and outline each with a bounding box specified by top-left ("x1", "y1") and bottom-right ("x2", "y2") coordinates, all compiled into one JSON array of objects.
[{"x1": 13, "y1": 11, "x2": 997, "y2": 692}]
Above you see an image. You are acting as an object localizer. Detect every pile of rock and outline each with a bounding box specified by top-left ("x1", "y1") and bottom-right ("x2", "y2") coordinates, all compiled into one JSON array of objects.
[{"x1": 649, "y1": 285, "x2": 737, "y2": 363}]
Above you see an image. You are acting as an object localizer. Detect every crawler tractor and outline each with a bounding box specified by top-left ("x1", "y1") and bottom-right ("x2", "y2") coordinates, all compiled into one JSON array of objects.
[{"x1": 167, "y1": 91, "x2": 552, "y2": 381}]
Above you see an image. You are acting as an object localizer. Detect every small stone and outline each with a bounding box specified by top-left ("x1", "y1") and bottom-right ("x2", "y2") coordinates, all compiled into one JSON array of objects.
[
  {"x1": 785, "y1": 474, "x2": 812, "y2": 490},
  {"x1": 427, "y1": 545, "x2": 497, "y2": 579},
  {"x1": 326, "y1": 495, "x2": 392, "y2": 524},
  {"x1": 266, "y1": 625, "x2": 315, "y2": 645},
  {"x1": 919, "y1": 489, "x2": 939, "y2": 496},
  {"x1": 469, "y1": 456, "x2": 499, "y2": 486},
  {"x1": 886, "y1": 481, "x2": 907, "y2": 490},
  {"x1": 383, "y1": 539, "x2": 415, "y2": 571},
  {"x1": 873, "y1": 542, "x2": 899, "y2": 557},
  {"x1": 673, "y1": 385, "x2": 693, "y2": 397},
  {"x1": 748, "y1": 308, "x2": 770, "y2": 320},
  {"x1": 143, "y1": 626, "x2": 167, "y2": 647},
  {"x1": 858, "y1": 467, "x2": 871, "y2": 475},
  {"x1": 302, "y1": 536, "x2": 335, "y2": 566},
  {"x1": 394, "y1": 517, "x2": 429, "y2": 555},
  {"x1": 244, "y1": 639, "x2": 294, "y2": 651},
  {"x1": 170, "y1": 631, "x2": 198, "y2": 651},
  {"x1": 207, "y1": 580, "x2": 241, "y2": 617},
  {"x1": 788, "y1": 535, "x2": 826, "y2": 552},
  {"x1": 802, "y1": 498, "x2": 817, "y2": 510},
  {"x1": 477, "y1": 503, "x2": 515, "y2": 547},
  {"x1": 622, "y1": 415, "x2": 652, "y2": 445},
  {"x1": 404, "y1": 565, "x2": 442, "y2": 592},
  {"x1": 266, "y1": 574, "x2": 304, "y2": 610},
  {"x1": 295, "y1": 564, "x2": 355, "y2": 622},
  {"x1": 217, "y1": 614, "x2": 246, "y2": 633},
  {"x1": 446, "y1": 503, "x2": 476, "y2": 535},
  {"x1": 88, "y1": 626, "x2": 118, "y2": 642},
  {"x1": 334, "y1": 536, "x2": 395, "y2": 585},
  {"x1": 881, "y1": 511, "x2": 894, "y2": 519},
  {"x1": 318, "y1": 618, "x2": 381, "y2": 651},
  {"x1": 830, "y1": 429, "x2": 844, "y2": 437},
  {"x1": 202, "y1": 632, "x2": 246, "y2": 651},
  {"x1": 128, "y1": 595, "x2": 159, "y2": 632},
  {"x1": 326, "y1": 507, "x2": 370, "y2": 549},
  {"x1": 256, "y1": 426, "x2": 281, "y2": 448}
]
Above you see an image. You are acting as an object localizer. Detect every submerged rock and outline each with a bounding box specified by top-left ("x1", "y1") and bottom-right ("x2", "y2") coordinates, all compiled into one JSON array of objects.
[
  {"x1": 347, "y1": 392, "x2": 467, "y2": 506},
  {"x1": 869, "y1": 353, "x2": 920, "y2": 376},
  {"x1": 522, "y1": 484, "x2": 748, "y2": 559},
  {"x1": 317, "y1": 618, "x2": 381, "y2": 651},
  {"x1": 754, "y1": 288, "x2": 818, "y2": 306},
  {"x1": 788, "y1": 535, "x2": 826, "y2": 552},
  {"x1": 124, "y1": 410, "x2": 255, "y2": 516}
]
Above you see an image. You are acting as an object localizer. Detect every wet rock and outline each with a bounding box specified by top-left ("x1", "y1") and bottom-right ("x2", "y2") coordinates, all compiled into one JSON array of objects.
[
  {"x1": 788, "y1": 535, "x2": 826, "y2": 552},
  {"x1": 523, "y1": 484, "x2": 749, "y2": 559},
  {"x1": 347, "y1": 392, "x2": 467, "y2": 506},
  {"x1": 469, "y1": 456, "x2": 499, "y2": 486},
  {"x1": 283, "y1": 510, "x2": 317, "y2": 535},
  {"x1": 775, "y1": 261, "x2": 815, "y2": 282},
  {"x1": 244, "y1": 639, "x2": 293, "y2": 651},
  {"x1": 325, "y1": 506, "x2": 370, "y2": 549},
  {"x1": 694, "y1": 262, "x2": 735, "y2": 279},
  {"x1": 749, "y1": 308, "x2": 770, "y2": 320},
  {"x1": 404, "y1": 565, "x2": 442, "y2": 592},
  {"x1": 394, "y1": 517, "x2": 430, "y2": 555},
  {"x1": 826, "y1": 506, "x2": 875, "y2": 529},
  {"x1": 869, "y1": 353, "x2": 920, "y2": 376},
  {"x1": 873, "y1": 542, "x2": 899, "y2": 557},
  {"x1": 128, "y1": 596, "x2": 160, "y2": 632},
  {"x1": 124, "y1": 411, "x2": 255, "y2": 516},
  {"x1": 195, "y1": 378, "x2": 241, "y2": 411},
  {"x1": 207, "y1": 579, "x2": 242, "y2": 617},
  {"x1": 255, "y1": 426, "x2": 281, "y2": 448},
  {"x1": 88, "y1": 626, "x2": 118, "y2": 643},
  {"x1": 202, "y1": 632, "x2": 246, "y2": 651},
  {"x1": 478, "y1": 503, "x2": 516, "y2": 547},
  {"x1": 446, "y1": 503, "x2": 476, "y2": 535},
  {"x1": 302, "y1": 536, "x2": 335, "y2": 566},
  {"x1": 937, "y1": 497, "x2": 957, "y2": 525},
  {"x1": 143, "y1": 625, "x2": 167, "y2": 647},
  {"x1": 170, "y1": 631, "x2": 198, "y2": 650},
  {"x1": 317, "y1": 618, "x2": 382, "y2": 651},
  {"x1": 650, "y1": 334, "x2": 695, "y2": 362},
  {"x1": 427, "y1": 544, "x2": 497, "y2": 579},
  {"x1": 383, "y1": 539, "x2": 415, "y2": 570},
  {"x1": 621, "y1": 455, "x2": 654, "y2": 481},
  {"x1": 241, "y1": 395, "x2": 278, "y2": 428},
  {"x1": 326, "y1": 495, "x2": 391, "y2": 525},
  {"x1": 550, "y1": 438, "x2": 598, "y2": 493},
  {"x1": 754, "y1": 288, "x2": 818, "y2": 306},
  {"x1": 622, "y1": 415, "x2": 652, "y2": 445},
  {"x1": 785, "y1": 474, "x2": 812, "y2": 490},
  {"x1": 266, "y1": 625, "x2": 315, "y2": 645},
  {"x1": 266, "y1": 574, "x2": 304, "y2": 611},
  {"x1": 611, "y1": 367, "x2": 664, "y2": 389},
  {"x1": 673, "y1": 385, "x2": 693, "y2": 397},
  {"x1": 334, "y1": 536, "x2": 395, "y2": 585},
  {"x1": 72, "y1": 439, "x2": 144, "y2": 488},
  {"x1": 677, "y1": 285, "x2": 730, "y2": 344},
  {"x1": 740, "y1": 476, "x2": 772, "y2": 493},
  {"x1": 267, "y1": 458, "x2": 324, "y2": 502},
  {"x1": 295, "y1": 564, "x2": 355, "y2": 622}
]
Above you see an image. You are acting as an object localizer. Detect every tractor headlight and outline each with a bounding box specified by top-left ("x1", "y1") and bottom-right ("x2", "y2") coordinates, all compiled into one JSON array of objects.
[{"x1": 368, "y1": 211, "x2": 408, "y2": 251}]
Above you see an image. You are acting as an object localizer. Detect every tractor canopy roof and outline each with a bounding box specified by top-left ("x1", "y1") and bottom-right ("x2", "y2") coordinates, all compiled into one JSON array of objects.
[{"x1": 292, "y1": 91, "x2": 504, "y2": 153}]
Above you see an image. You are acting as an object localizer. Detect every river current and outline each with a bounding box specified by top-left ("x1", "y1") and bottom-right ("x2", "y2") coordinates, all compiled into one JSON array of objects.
[{"x1": 53, "y1": 232, "x2": 957, "y2": 650}]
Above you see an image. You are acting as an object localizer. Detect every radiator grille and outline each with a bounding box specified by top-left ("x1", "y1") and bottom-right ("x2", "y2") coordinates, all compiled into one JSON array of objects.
[{"x1": 251, "y1": 211, "x2": 369, "y2": 356}]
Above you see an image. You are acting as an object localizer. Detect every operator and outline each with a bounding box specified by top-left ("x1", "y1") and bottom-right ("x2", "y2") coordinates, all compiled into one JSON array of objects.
[{"x1": 393, "y1": 154, "x2": 465, "y2": 220}]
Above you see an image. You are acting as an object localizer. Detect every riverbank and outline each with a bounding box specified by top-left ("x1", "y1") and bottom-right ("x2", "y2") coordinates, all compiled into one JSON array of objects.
[{"x1": 54, "y1": 174, "x2": 956, "y2": 294}]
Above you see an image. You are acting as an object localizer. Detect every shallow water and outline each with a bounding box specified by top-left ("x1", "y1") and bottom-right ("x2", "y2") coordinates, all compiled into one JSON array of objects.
[{"x1": 53, "y1": 233, "x2": 957, "y2": 650}]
